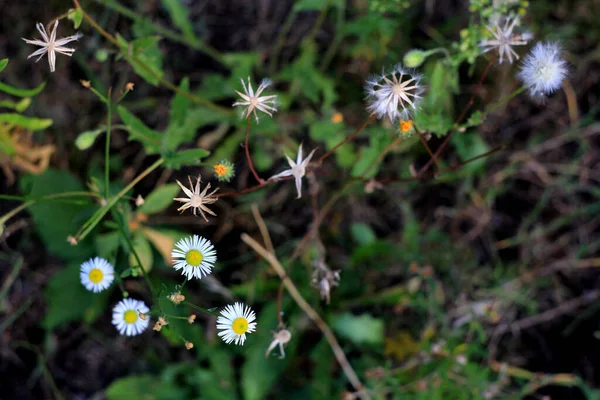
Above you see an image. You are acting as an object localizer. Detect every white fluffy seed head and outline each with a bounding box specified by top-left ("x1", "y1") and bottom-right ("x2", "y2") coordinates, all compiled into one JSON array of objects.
[
  {"x1": 365, "y1": 64, "x2": 425, "y2": 123},
  {"x1": 518, "y1": 41, "x2": 568, "y2": 100}
]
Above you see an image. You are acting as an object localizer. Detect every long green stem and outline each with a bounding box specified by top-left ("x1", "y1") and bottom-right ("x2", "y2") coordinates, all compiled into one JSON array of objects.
[
  {"x1": 113, "y1": 209, "x2": 156, "y2": 296},
  {"x1": 0, "y1": 192, "x2": 100, "y2": 227},
  {"x1": 76, "y1": 158, "x2": 164, "y2": 241},
  {"x1": 105, "y1": 88, "x2": 112, "y2": 199},
  {"x1": 484, "y1": 86, "x2": 527, "y2": 116},
  {"x1": 183, "y1": 301, "x2": 218, "y2": 317}
]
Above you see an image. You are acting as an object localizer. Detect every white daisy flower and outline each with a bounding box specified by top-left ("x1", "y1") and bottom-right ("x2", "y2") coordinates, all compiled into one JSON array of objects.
[
  {"x1": 171, "y1": 235, "x2": 217, "y2": 280},
  {"x1": 233, "y1": 77, "x2": 278, "y2": 122},
  {"x1": 365, "y1": 65, "x2": 425, "y2": 123},
  {"x1": 112, "y1": 298, "x2": 150, "y2": 336},
  {"x1": 80, "y1": 257, "x2": 115, "y2": 293},
  {"x1": 479, "y1": 16, "x2": 533, "y2": 64},
  {"x1": 518, "y1": 41, "x2": 568, "y2": 100},
  {"x1": 22, "y1": 21, "x2": 83, "y2": 73},
  {"x1": 216, "y1": 302, "x2": 257, "y2": 345},
  {"x1": 269, "y1": 144, "x2": 317, "y2": 199}
]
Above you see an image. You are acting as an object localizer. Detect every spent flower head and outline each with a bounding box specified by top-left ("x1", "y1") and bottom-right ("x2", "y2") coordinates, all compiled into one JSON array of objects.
[
  {"x1": 266, "y1": 328, "x2": 292, "y2": 359},
  {"x1": 22, "y1": 21, "x2": 83, "y2": 73},
  {"x1": 171, "y1": 235, "x2": 217, "y2": 280},
  {"x1": 216, "y1": 302, "x2": 257, "y2": 346},
  {"x1": 269, "y1": 144, "x2": 317, "y2": 199},
  {"x1": 518, "y1": 41, "x2": 568, "y2": 100},
  {"x1": 233, "y1": 77, "x2": 277, "y2": 122},
  {"x1": 479, "y1": 16, "x2": 532, "y2": 64},
  {"x1": 173, "y1": 176, "x2": 219, "y2": 222},
  {"x1": 366, "y1": 64, "x2": 425, "y2": 123}
]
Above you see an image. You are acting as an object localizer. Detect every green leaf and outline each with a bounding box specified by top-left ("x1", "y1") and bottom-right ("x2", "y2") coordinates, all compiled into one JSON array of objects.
[
  {"x1": 331, "y1": 312, "x2": 384, "y2": 345},
  {"x1": 350, "y1": 223, "x2": 377, "y2": 245},
  {"x1": 277, "y1": 42, "x2": 337, "y2": 108},
  {"x1": 68, "y1": 8, "x2": 83, "y2": 29},
  {"x1": 169, "y1": 77, "x2": 190, "y2": 126},
  {"x1": 415, "y1": 60, "x2": 458, "y2": 136},
  {"x1": 44, "y1": 263, "x2": 110, "y2": 329},
  {"x1": 294, "y1": 0, "x2": 328, "y2": 11},
  {"x1": 161, "y1": 0, "x2": 196, "y2": 42},
  {"x1": 116, "y1": 34, "x2": 164, "y2": 86},
  {"x1": 163, "y1": 148, "x2": 210, "y2": 169},
  {"x1": 222, "y1": 52, "x2": 261, "y2": 84},
  {"x1": 128, "y1": 233, "x2": 154, "y2": 272},
  {"x1": 451, "y1": 131, "x2": 490, "y2": 176},
  {"x1": 117, "y1": 106, "x2": 161, "y2": 153},
  {"x1": 106, "y1": 375, "x2": 187, "y2": 400},
  {"x1": 294, "y1": 0, "x2": 343, "y2": 11},
  {"x1": 19, "y1": 169, "x2": 94, "y2": 260},
  {"x1": 0, "y1": 59, "x2": 8, "y2": 73},
  {"x1": 0, "y1": 114, "x2": 52, "y2": 131},
  {"x1": 0, "y1": 98, "x2": 31, "y2": 113},
  {"x1": 137, "y1": 183, "x2": 180, "y2": 215},
  {"x1": 75, "y1": 128, "x2": 105, "y2": 150},
  {"x1": 350, "y1": 128, "x2": 391, "y2": 178},
  {"x1": 0, "y1": 81, "x2": 45, "y2": 97}
]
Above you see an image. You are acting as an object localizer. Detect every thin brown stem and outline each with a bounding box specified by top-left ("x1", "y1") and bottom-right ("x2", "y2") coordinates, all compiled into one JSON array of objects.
[
  {"x1": 418, "y1": 133, "x2": 440, "y2": 170},
  {"x1": 245, "y1": 117, "x2": 265, "y2": 184},
  {"x1": 417, "y1": 55, "x2": 496, "y2": 177},
  {"x1": 313, "y1": 114, "x2": 377, "y2": 165},
  {"x1": 241, "y1": 234, "x2": 368, "y2": 397}
]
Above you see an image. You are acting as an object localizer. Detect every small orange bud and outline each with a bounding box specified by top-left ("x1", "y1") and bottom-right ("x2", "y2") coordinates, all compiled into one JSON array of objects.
[
  {"x1": 399, "y1": 120, "x2": 413, "y2": 133},
  {"x1": 331, "y1": 113, "x2": 344, "y2": 124}
]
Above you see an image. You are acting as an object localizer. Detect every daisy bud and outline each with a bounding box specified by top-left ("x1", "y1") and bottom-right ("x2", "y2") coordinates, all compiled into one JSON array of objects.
[
  {"x1": 330, "y1": 112, "x2": 344, "y2": 124},
  {"x1": 80, "y1": 80, "x2": 91, "y2": 88},
  {"x1": 185, "y1": 341, "x2": 194, "y2": 350},
  {"x1": 399, "y1": 119, "x2": 413, "y2": 135},
  {"x1": 187, "y1": 314, "x2": 196, "y2": 324},
  {"x1": 67, "y1": 235, "x2": 78, "y2": 246},
  {"x1": 169, "y1": 292, "x2": 185, "y2": 304},
  {"x1": 138, "y1": 311, "x2": 147, "y2": 321},
  {"x1": 125, "y1": 82, "x2": 135, "y2": 91},
  {"x1": 213, "y1": 160, "x2": 235, "y2": 182},
  {"x1": 518, "y1": 41, "x2": 568, "y2": 100},
  {"x1": 403, "y1": 49, "x2": 428, "y2": 68}
]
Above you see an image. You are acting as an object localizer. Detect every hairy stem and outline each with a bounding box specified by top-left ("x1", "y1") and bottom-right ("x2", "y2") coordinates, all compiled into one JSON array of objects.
[{"x1": 245, "y1": 117, "x2": 264, "y2": 184}]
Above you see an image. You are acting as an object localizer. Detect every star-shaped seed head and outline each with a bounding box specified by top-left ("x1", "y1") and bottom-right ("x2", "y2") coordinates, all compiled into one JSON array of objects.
[
  {"x1": 269, "y1": 144, "x2": 317, "y2": 199},
  {"x1": 22, "y1": 21, "x2": 83, "y2": 73},
  {"x1": 479, "y1": 16, "x2": 532, "y2": 64},
  {"x1": 173, "y1": 176, "x2": 219, "y2": 222},
  {"x1": 233, "y1": 77, "x2": 278, "y2": 122}
]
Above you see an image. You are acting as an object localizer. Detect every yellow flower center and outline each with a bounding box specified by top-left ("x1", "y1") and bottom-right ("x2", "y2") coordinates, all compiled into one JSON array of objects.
[
  {"x1": 186, "y1": 249, "x2": 203, "y2": 267},
  {"x1": 88, "y1": 268, "x2": 104, "y2": 283},
  {"x1": 124, "y1": 310, "x2": 138, "y2": 324},
  {"x1": 214, "y1": 164, "x2": 228, "y2": 177},
  {"x1": 400, "y1": 119, "x2": 413, "y2": 133},
  {"x1": 232, "y1": 317, "x2": 249, "y2": 335}
]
